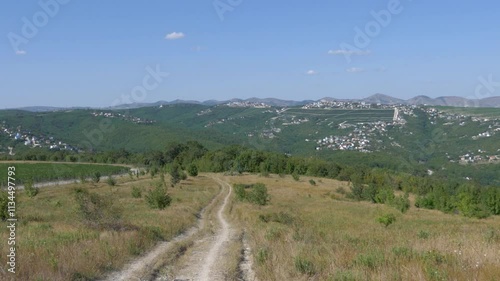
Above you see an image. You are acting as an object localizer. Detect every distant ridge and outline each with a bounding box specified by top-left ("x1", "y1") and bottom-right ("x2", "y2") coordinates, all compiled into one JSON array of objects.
[
  {"x1": 9, "y1": 95, "x2": 500, "y2": 112},
  {"x1": 361, "y1": 93, "x2": 406, "y2": 105}
]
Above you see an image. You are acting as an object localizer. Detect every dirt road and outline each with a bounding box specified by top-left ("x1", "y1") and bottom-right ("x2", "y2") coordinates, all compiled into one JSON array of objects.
[
  {"x1": 170, "y1": 178, "x2": 233, "y2": 280},
  {"x1": 104, "y1": 176, "x2": 256, "y2": 281}
]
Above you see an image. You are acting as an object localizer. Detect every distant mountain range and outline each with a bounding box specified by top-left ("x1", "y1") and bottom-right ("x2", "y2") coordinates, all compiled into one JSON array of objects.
[{"x1": 9, "y1": 94, "x2": 500, "y2": 112}]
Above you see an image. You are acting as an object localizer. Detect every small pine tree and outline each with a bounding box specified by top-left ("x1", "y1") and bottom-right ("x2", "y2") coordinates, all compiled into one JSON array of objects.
[
  {"x1": 145, "y1": 183, "x2": 172, "y2": 210},
  {"x1": 169, "y1": 163, "x2": 181, "y2": 186}
]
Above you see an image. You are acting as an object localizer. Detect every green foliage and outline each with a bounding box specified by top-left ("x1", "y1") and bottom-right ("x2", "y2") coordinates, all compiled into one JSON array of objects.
[
  {"x1": 355, "y1": 251, "x2": 385, "y2": 269},
  {"x1": 0, "y1": 191, "x2": 9, "y2": 221},
  {"x1": 294, "y1": 256, "x2": 315, "y2": 275},
  {"x1": 150, "y1": 166, "x2": 158, "y2": 178},
  {"x1": 391, "y1": 193, "x2": 410, "y2": 213},
  {"x1": 131, "y1": 186, "x2": 142, "y2": 198},
  {"x1": 418, "y1": 230, "x2": 430, "y2": 239},
  {"x1": 234, "y1": 183, "x2": 269, "y2": 205},
  {"x1": 333, "y1": 270, "x2": 357, "y2": 281},
  {"x1": 145, "y1": 181, "x2": 172, "y2": 210},
  {"x1": 377, "y1": 213, "x2": 396, "y2": 228},
  {"x1": 374, "y1": 187, "x2": 395, "y2": 204},
  {"x1": 169, "y1": 163, "x2": 182, "y2": 186},
  {"x1": 234, "y1": 184, "x2": 247, "y2": 201},
  {"x1": 2, "y1": 104, "x2": 500, "y2": 220},
  {"x1": 248, "y1": 183, "x2": 269, "y2": 206},
  {"x1": 24, "y1": 179, "x2": 39, "y2": 198},
  {"x1": 392, "y1": 246, "x2": 415, "y2": 260},
  {"x1": 106, "y1": 177, "x2": 116, "y2": 186},
  {"x1": 309, "y1": 179, "x2": 316, "y2": 186},
  {"x1": 258, "y1": 212, "x2": 295, "y2": 225},
  {"x1": 336, "y1": 186, "x2": 346, "y2": 194},
  {"x1": 79, "y1": 174, "x2": 87, "y2": 184},
  {"x1": 91, "y1": 171, "x2": 101, "y2": 183},
  {"x1": 0, "y1": 163, "x2": 127, "y2": 185},
  {"x1": 256, "y1": 248, "x2": 269, "y2": 265},
  {"x1": 292, "y1": 172, "x2": 300, "y2": 181},
  {"x1": 187, "y1": 163, "x2": 198, "y2": 177}
]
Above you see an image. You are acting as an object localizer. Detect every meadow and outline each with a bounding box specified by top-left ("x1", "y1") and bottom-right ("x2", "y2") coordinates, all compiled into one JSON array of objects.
[
  {"x1": 227, "y1": 174, "x2": 500, "y2": 281},
  {"x1": 0, "y1": 162, "x2": 129, "y2": 185},
  {"x1": 0, "y1": 173, "x2": 218, "y2": 281}
]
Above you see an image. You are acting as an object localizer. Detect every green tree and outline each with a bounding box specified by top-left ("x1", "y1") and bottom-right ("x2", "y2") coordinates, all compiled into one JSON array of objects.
[
  {"x1": 187, "y1": 163, "x2": 198, "y2": 177},
  {"x1": 169, "y1": 163, "x2": 181, "y2": 186},
  {"x1": 145, "y1": 182, "x2": 172, "y2": 210}
]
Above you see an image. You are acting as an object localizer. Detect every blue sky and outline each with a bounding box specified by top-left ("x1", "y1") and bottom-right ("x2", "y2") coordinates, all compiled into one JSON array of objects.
[{"x1": 1, "y1": 0, "x2": 499, "y2": 108}]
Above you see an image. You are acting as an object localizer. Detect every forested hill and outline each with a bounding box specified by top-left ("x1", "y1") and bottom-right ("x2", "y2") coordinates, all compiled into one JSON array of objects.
[{"x1": 0, "y1": 103, "x2": 499, "y2": 186}]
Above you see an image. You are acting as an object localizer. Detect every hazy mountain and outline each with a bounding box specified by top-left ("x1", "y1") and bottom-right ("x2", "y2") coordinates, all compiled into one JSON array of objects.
[
  {"x1": 479, "y1": 96, "x2": 500, "y2": 107},
  {"x1": 361, "y1": 94, "x2": 406, "y2": 105},
  {"x1": 10, "y1": 95, "x2": 500, "y2": 111},
  {"x1": 14, "y1": 106, "x2": 90, "y2": 112},
  {"x1": 406, "y1": 95, "x2": 438, "y2": 105}
]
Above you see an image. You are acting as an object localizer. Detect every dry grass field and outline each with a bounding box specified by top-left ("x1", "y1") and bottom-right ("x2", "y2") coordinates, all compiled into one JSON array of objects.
[
  {"x1": 2, "y1": 172, "x2": 499, "y2": 281},
  {"x1": 0, "y1": 174, "x2": 218, "y2": 281},
  {"x1": 226, "y1": 174, "x2": 500, "y2": 281}
]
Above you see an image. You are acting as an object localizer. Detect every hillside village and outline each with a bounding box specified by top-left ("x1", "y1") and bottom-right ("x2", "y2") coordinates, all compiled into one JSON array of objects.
[
  {"x1": 0, "y1": 122, "x2": 77, "y2": 155},
  {"x1": 1, "y1": 101, "x2": 499, "y2": 164},
  {"x1": 91, "y1": 111, "x2": 156, "y2": 124}
]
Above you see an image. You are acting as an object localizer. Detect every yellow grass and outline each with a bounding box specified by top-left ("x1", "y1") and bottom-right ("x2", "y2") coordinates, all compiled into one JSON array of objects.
[
  {"x1": 226, "y1": 174, "x2": 500, "y2": 281},
  {"x1": 0, "y1": 174, "x2": 218, "y2": 281}
]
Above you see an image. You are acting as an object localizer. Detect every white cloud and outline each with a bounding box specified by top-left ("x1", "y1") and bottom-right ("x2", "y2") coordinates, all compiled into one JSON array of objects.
[
  {"x1": 15, "y1": 50, "x2": 26, "y2": 55},
  {"x1": 346, "y1": 67, "x2": 364, "y2": 73},
  {"x1": 328, "y1": 49, "x2": 371, "y2": 56},
  {"x1": 165, "y1": 32, "x2": 185, "y2": 40},
  {"x1": 306, "y1": 70, "x2": 318, "y2": 75}
]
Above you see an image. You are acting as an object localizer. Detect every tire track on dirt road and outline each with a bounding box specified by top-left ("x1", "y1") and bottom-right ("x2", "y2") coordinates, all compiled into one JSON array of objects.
[
  {"x1": 102, "y1": 180, "x2": 225, "y2": 281},
  {"x1": 197, "y1": 178, "x2": 232, "y2": 280}
]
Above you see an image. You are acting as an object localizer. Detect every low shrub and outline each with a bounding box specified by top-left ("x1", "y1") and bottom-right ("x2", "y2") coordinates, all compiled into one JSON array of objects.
[{"x1": 377, "y1": 213, "x2": 396, "y2": 228}]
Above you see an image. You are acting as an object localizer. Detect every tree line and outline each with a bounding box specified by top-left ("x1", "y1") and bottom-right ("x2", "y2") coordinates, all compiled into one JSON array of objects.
[{"x1": 3, "y1": 141, "x2": 499, "y2": 218}]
